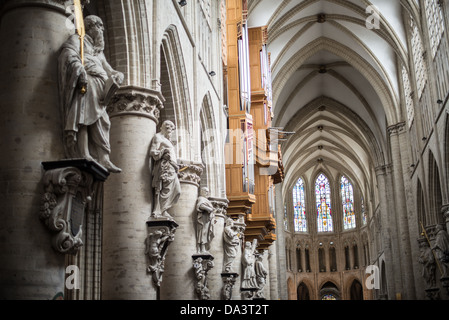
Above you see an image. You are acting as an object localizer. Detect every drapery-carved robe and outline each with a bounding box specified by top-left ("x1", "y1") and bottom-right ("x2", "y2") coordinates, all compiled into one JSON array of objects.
[{"x1": 58, "y1": 33, "x2": 112, "y2": 159}]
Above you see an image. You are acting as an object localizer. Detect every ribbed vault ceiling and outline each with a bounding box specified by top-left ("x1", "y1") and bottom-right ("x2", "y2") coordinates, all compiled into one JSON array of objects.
[{"x1": 248, "y1": 0, "x2": 411, "y2": 198}]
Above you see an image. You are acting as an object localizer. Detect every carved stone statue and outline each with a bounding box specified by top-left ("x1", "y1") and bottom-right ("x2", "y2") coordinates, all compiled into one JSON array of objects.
[
  {"x1": 195, "y1": 187, "x2": 215, "y2": 254},
  {"x1": 241, "y1": 239, "x2": 258, "y2": 290},
  {"x1": 418, "y1": 241, "x2": 436, "y2": 289},
  {"x1": 145, "y1": 222, "x2": 177, "y2": 287},
  {"x1": 150, "y1": 120, "x2": 181, "y2": 220},
  {"x1": 254, "y1": 251, "x2": 268, "y2": 298},
  {"x1": 432, "y1": 224, "x2": 449, "y2": 278},
  {"x1": 58, "y1": 15, "x2": 123, "y2": 173},
  {"x1": 223, "y1": 217, "x2": 240, "y2": 273}
]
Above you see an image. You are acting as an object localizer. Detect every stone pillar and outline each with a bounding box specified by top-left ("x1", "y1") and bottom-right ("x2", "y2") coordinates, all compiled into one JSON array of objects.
[
  {"x1": 160, "y1": 161, "x2": 204, "y2": 300},
  {"x1": 388, "y1": 122, "x2": 416, "y2": 299},
  {"x1": 274, "y1": 183, "x2": 288, "y2": 300},
  {"x1": 268, "y1": 242, "x2": 279, "y2": 300},
  {"x1": 101, "y1": 86, "x2": 163, "y2": 300},
  {"x1": 0, "y1": 0, "x2": 73, "y2": 299},
  {"x1": 208, "y1": 197, "x2": 229, "y2": 300},
  {"x1": 375, "y1": 165, "x2": 402, "y2": 299}
]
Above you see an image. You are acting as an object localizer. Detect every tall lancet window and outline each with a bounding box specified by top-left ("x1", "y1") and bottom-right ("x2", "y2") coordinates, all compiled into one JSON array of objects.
[
  {"x1": 425, "y1": 0, "x2": 445, "y2": 58},
  {"x1": 316, "y1": 173, "x2": 332, "y2": 232},
  {"x1": 341, "y1": 176, "x2": 356, "y2": 230},
  {"x1": 293, "y1": 178, "x2": 307, "y2": 232}
]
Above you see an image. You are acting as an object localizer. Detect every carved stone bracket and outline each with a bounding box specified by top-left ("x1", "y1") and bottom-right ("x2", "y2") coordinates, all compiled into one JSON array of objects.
[
  {"x1": 145, "y1": 218, "x2": 179, "y2": 287},
  {"x1": 39, "y1": 160, "x2": 107, "y2": 255},
  {"x1": 178, "y1": 161, "x2": 204, "y2": 187},
  {"x1": 192, "y1": 254, "x2": 214, "y2": 300},
  {"x1": 210, "y1": 197, "x2": 229, "y2": 218},
  {"x1": 107, "y1": 86, "x2": 164, "y2": 123},
  {"x1": 221, "y1": 272, "x2": 238, "y2": 300}
]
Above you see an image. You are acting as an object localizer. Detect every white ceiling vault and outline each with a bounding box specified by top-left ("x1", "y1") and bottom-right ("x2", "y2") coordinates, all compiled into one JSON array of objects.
[{"x1": 247, "y1": 0, "x2": 415, "y2": 199}]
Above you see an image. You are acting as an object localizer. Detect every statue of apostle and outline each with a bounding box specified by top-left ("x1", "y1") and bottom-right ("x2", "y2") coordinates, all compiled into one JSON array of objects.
[
  {"x1": 149, "y1": 120, "x2": 181, "y2": 220},
  {"x1": 195, "y1": 187, "x2": 215, "y2": 254},
  {"x1": 58, "y1": 15, "x2": 123, "y2": 173}
]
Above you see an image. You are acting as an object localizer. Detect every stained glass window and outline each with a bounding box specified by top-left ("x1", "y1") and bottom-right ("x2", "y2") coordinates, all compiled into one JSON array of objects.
[
  {"x1": 341, "y1": 176, "x2": 356, "y2": 230},
  {"x1": 322, "y1": 294, "x2": 337, "y2": 300},
  {"x1": 316, "y1": 173, "x2": 333, "y2": 232},
  {"x1": 293, "y1": 178, "x2": 307, "y2": 232}
]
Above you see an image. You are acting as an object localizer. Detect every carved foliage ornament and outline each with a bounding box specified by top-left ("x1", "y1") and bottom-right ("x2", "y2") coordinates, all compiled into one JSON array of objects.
[
  {"x1": 40, "y1": 167, "x2": 94, "y2": 255},
  {"x1": 145, "y1": 220, "x2": 178, "y2": 287},
  {"x1": 107, "y1": 90, "x2": 163, "y2": 123},
  {"x1": 193, "y1": 256, "x2": 214, "y2": 300},
  {"x1": 178, "y1": 164, "x2": 204, "y2": 186}
]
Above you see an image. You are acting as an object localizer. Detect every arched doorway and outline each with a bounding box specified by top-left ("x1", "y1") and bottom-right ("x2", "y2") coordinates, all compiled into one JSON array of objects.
[
  {"x1": 319, "y1": 281, "x2": 340, "y2": 300},
  {"x1": 350, "y1": 279, "x2": 363, "y2": 300},
  {"x1": 297, "y1": 282, "x2": 310, "y2": 300}
]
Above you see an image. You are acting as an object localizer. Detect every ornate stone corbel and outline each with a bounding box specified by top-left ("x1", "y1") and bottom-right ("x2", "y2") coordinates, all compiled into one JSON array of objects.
[
  {"x1": 145, "y1": 218, "x2": 179, "y2": 287},
  {"x1": 178, "y1": 162, "x2": 204, "y2": 187},
  {"x1": 221, "y1": 273, "x2": 238, "y2": 300},
  {"x1": 107, "y1": 86, "x2": 164, "y2": 123},
  {"x1": 192, "y1": 254, "x2": 214, "y2": 300},
  {"x1": 210, "y1": 197, "x2": 229, "y2": 218},
  {"x1": 40, "y1": 160, "x2": 106, "y2": 255}
]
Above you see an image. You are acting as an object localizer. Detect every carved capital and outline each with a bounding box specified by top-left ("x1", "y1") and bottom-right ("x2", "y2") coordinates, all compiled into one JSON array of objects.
[
  {"x1": 40, "y1": 165, "x2": 96, "y2": 255},
  {"x1": 178, "y1": 161, "x2": 204, "y2": 187},
  {"x1": 145, "y1": 218, "x2": 179, "y2": 287},
  {"x1": 210, "y1": 197, "x2": 229, "y2": 218},
  {"x1": 107, "y1": 86, "x2": 164, "y2": 123},
  {"x1": 192, "y1": 254, "x2": 214, "y2": 300},
  {"x1": 387, "y1": 122, "x2": 406, "y2": 136}
]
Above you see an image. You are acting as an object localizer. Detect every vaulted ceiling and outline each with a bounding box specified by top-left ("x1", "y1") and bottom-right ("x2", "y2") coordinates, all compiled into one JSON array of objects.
[{"x1": 248, "y1": 0, "x2": 412, "y2": 198}]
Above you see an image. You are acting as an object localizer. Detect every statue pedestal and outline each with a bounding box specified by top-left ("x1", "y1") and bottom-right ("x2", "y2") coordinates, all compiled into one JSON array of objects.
[
  {"x1": 42, "y1": 158, "x2": 110, "y2": 182},
  {"x1": 146, "y1": 218, "x2": 179, "y2": 292},
  {"x1": 221, "y1": 272, "x2": 239, "y2": 300},
  {"x1": 40, "y1": 159, "x2": 109, "y2": 255},
  {"x1": 240, "y1": 287, "x2": 259, "y2": 300},
  {"x1": 192, "y1": 254, "x2": 214, "y2": 300}
]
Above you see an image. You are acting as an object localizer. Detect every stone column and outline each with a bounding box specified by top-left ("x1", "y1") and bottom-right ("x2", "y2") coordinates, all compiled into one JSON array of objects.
[
  {"x1": 274, "y1": 183, "x2": 288, "y2": 300},
  {"x1": 101, "y1": 86, "x2": 163, "y2": 300},
  {"x1": 208, "y1": 197, "x2": 229, "y2": 300},
  {"x1": 388, "y1": 122, "x2": 416, "y2": 299},
  {"x1": 268, "y1": 242, "x2": 279, "y2": 300},
  {"x1": 0, "y1": 0, "x2": 73, "y2": 299},
  {"x1": 160, "y1": 161, "x2": 204, "y2": 300},
  {"x1": 375, "y1": 165, "x2": 402, "y2": 299}
]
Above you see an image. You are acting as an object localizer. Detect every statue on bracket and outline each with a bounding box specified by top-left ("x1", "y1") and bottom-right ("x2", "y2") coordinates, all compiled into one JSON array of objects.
[
  {"x1": 241, "y1": 239, "x2": 258, "y2": 290},
  {"x1": 58, "y1": 15, "x2": 123, "y2": 173},
  {"x1": 195, "y1": 187, "x2": 215, "y2": 254},
  {"x1": 149, "y1": 120, "x2": 181, "y2": 220},
  {"x1": 223, "y1": 217, "x2": 241, "y2": 273},
  {"x1": 432, "y1": 224, "x2": 449, "y2": 278}
]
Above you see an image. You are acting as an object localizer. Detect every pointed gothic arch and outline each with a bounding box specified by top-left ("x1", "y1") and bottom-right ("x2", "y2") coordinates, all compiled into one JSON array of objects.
[
  {"x1": 428, "y1": 150, "x2": 443, "y2": 225},
  {"x1": 199, "y1": 92, "x2": 220, "y2": 196},
  {"x1": 160, "y1": 25, "x2": 193, "y2": 160}
]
